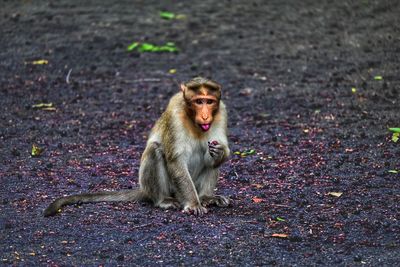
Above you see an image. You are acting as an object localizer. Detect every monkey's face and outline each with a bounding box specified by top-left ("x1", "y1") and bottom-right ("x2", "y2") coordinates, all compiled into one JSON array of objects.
[
  {"x1": 190, "y1": 94, "x2": 219, "y2": 131},
  {"x1": 182, "y1": 85, "x2": 220, "y2": 132}
]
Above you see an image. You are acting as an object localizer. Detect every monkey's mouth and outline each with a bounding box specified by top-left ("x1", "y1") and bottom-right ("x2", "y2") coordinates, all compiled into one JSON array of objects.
[{"x1": 199, "y1": 124, "x2": 211, "y2": 131}]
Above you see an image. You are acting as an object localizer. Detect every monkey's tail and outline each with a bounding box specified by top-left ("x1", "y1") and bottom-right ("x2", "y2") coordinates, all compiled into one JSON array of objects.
[{"x1": 43, "y1": 189, "x2": 147, "y2": 217}]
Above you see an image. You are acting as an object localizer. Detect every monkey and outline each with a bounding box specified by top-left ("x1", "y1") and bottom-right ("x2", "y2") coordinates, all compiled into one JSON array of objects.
[{"x1": 44, "y1": 77, "x2": 230, "y2": 217}]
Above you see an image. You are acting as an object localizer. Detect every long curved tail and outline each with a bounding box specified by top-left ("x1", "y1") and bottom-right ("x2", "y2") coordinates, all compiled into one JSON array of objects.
[{"x1": 44, "y1": 189, "x2": 146, "y2": 217}]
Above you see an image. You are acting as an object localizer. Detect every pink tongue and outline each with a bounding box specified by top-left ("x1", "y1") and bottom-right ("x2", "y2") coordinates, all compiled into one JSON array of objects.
[{"x1": 200, "y1": 124, "x2": 210, "y2": 131}]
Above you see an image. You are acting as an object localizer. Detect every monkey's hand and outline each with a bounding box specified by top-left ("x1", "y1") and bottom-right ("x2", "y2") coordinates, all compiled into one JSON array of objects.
[
  {"x1": 183, "y1": 203, "x2": 208, "y2": 216},
  {"x1": 207, "y1": 141, "x2": 226, "y2": 167}
]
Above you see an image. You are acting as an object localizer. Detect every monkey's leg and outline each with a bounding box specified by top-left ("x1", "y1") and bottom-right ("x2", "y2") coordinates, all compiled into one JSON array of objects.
[
  {"x1": 139, "y1": 142, "x2": 180, "y2": 210},
  {"x1": 196, "y1": 169, "x2": 230, "y2": 207},
  {"x1": 166, "y1": 160, "x2": 207, "y2": 215}
]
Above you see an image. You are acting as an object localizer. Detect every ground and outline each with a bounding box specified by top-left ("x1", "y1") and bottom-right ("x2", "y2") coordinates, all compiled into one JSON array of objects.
[{"x1": 1, "y1": 0, "x2": 399, "y2": 265}]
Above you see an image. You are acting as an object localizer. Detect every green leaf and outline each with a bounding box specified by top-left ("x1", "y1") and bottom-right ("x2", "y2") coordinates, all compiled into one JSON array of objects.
[
  {"x1": 235, "y1": 148, "x2": 256, "y2": 157},
  {"x1": 31, "y1": 144, "x2": 44, "y2": 157},
  {"x1": 374, "y1": 75, "x2": 383, "y2": 80},
  {"x1": 389, "y1": 128, "x2": 400, "y2": 133},
  {"x1": 276, "y1": 217, "x2": 286, "y2": 222},
  {"x1": 127, "y1": 42, "x2": 140, "y2": 51},
  {"x1": 160, "y1": 42, "x2": 179, "y2": 52},
  {"x1": 392, "y1": 132, "x2": 399, "y2": 143},
  {"x1": 138, "y1": 43, "x2": 156, "y2": 52},
  {"x1": 388, "y1": 170, "x2": 398, "y2": 174},
  {"x1": 32, "y1": 103, "x2": 53, "y2": 109},
  {"x1": 160, "y1": 11, "x2": 176, "y2": 20},
  {"x1": 247, "y1": 149, "x2": 256, "y2": 155},
  {"x1": 176, "y1": 14, "x2": 187, "y2": 20},
  {"x1": 32, "y1": 102, "x2": 56, "y2": 111},
  {"x1": 24, "y1": 59, "x2": 48, "y2": 65},
  {"x1": 127, "y1": 42, "x2": 179, "y2": 53}
]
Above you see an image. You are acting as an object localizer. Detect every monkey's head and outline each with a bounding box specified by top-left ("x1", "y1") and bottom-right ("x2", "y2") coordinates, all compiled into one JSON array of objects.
[{"x1": 181, "y1": 77, "x2": 221, "y2": 132}]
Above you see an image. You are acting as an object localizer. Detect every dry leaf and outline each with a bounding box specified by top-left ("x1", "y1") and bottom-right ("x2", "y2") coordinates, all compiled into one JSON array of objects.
[
  {"x1": 328, "y1": 192, "x2": 343, "y2": 197},
  {"x1": 252, "y1": 184, "x2": 264, "y2": 189},
  {"x1": 252, "y1": 197, "x2": 264, "y2": 203},
  {"x1": 272, "y1": 233, "x2": 288, "y2": 238}
]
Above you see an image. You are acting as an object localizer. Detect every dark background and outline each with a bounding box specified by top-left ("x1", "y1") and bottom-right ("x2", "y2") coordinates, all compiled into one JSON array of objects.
[{"x1": 1, "y1": 0, "x2": 399, "y2": 265}]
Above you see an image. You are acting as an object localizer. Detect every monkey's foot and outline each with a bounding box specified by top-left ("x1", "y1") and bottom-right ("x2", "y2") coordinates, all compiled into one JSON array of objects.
[
  {"x1": 183, "y1": 204, "x2": 208, "y2": 216},
  {"x1": 201, "y1": 195, "x2": 230, "y2": 207},
  {"x1": 157, "y1": 197, "x2": 181, "y2": 210}
]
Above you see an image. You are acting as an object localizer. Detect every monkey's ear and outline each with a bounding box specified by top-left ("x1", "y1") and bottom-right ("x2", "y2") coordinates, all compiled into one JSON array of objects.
[{"x1": 180, "y1": 84, "x2": 187, "y2": 92}]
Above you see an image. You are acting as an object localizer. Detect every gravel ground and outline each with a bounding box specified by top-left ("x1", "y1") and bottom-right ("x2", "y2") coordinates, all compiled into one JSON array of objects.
[{"x1": 1, "y1": 0, "x2": 399, "y2": 265}]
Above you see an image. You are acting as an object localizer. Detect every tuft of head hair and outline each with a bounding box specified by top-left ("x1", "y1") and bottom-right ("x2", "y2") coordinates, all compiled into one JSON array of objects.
[{"x1": 184, "y1": 77, "x2": 221, "y2": 92}]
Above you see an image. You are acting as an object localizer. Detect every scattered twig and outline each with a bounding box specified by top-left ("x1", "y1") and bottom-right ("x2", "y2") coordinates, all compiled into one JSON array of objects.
[
  {"x1": 268, "y1": 204, "x2": 291, "y2": 208},
  {"x1": 66, "y1": 69, "x2": 72, "y2": 84},
  {"x1": 227, "y1": 220, "x2": 258, "y2": 226},
  {"x1": 130, "y1": 222, "x2": 155, "y2": 230},
  {"x1": 268, "y1": 182, "x2": 292, "y2": 186},
  {"x1": 130, "y1": 78, "x2": 162, "y2": 83}
]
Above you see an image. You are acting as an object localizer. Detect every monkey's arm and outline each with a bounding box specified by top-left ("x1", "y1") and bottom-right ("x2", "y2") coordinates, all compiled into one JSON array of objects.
[
  {"x1": 167, "y1": 160, "x2": 207, "y2": 215},
  {"x1": 205, "y1": 142, "x2": 230, "y2": 168}
]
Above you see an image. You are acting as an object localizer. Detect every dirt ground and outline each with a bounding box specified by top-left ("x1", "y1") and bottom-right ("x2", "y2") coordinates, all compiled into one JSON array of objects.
[{"x1": 1, "y1": 0, "x2": 399, "y2": 265}]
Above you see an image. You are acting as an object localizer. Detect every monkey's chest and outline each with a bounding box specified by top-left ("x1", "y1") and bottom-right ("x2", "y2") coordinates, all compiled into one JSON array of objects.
[{"x1": 187, "y1": 145, "x2": 207, "y2": 179}]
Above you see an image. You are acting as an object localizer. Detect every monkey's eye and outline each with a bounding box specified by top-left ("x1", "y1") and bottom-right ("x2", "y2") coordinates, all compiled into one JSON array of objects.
[
  {"x1": 206, "y1": 99, "x2": 214, "y2": 105},
  {"x1": 195, "y1": 99, "x2": 203, "y2": 105}
]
